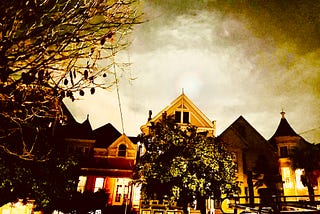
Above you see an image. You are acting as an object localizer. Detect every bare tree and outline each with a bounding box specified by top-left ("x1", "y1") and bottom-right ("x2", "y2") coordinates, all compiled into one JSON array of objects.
[{"x1": 0, "y1": 0, "x2": 141, "y2": 160}]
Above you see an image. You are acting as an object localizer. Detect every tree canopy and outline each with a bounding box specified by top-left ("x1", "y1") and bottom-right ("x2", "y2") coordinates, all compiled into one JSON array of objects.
[
  {"x1": 133, "y1": 115, "x2": 239, "y2": 212},
  {"x1": 0, "y1": 0, "x2": 141, "y2": 210},
  {"x1": 0, "y1": 0, "x2": 141, "y2": 160}
]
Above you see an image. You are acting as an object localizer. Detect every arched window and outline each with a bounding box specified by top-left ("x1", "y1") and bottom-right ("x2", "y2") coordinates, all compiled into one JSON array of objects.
[{"x1": 118, "y1": 144, "x2": 127, "y2": 157}]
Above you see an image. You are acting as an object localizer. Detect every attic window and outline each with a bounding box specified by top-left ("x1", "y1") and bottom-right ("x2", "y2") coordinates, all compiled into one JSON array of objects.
[
  {"x1": 175, "y1": 111, "x2": 181, "y2": 123},
  {"x1": 183, "y1": 112, "x2": 189, "y2": 123},
  {"x1": 280, "y1": 146, "x2": 288, "y2": 158},
  {"x1": 174, "y1": 111, "x2": 190, "y2": 124},
  {"x1": 118, "y1": 144, "x2": 127, "y2": 157}
]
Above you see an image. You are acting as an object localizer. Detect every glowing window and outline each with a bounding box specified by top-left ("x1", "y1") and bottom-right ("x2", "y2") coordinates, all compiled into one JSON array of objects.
[
  {"x1": 281, "y1": 167, "x2": 293, "y2": 188},
  {"x1": 77, "y1": 176, "x2": 87, "y2": 193},
  {"x1": 295, "y1": 169, "x2": 305, "y2": 189},
  {"x1": 94, "y1": 177, "x2": 104, "y2": 192}
]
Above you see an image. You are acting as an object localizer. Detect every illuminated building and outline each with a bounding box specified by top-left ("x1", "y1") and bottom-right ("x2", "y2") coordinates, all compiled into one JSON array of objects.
[{"x1": 269, "y1": 111, "x2": 320, "y2": 200}]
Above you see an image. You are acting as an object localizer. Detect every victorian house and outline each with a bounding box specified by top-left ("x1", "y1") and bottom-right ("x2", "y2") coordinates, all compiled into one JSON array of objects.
[
  {"x1": 59, "y1": 111, "x2": 140, "y2": 210},
  {"x1": 269, "y1": 111, "x2": 320, "y2": 199},
  {"x1": 140, "y1": 93, "x2": 279, "y2": 199},
  {"x1": 217, "y1": 116, "x2": 278, "y2": 198}
]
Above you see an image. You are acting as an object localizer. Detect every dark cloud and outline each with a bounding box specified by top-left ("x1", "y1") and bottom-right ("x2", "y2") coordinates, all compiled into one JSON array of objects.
[
  {"x1": 147, "y1": 0, "x2": 320, "y2": 54},
  {"x1": 221, "y1": 0, "x2": 320, "y2": 54},
  {"x1": 68, "y1": 0, "x2": 320, "y2": 143}
]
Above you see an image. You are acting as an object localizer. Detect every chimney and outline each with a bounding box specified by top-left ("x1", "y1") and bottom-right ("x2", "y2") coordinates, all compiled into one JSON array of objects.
[{"x1": 148, "y1": 110, "x2": 152, "y2": 121}]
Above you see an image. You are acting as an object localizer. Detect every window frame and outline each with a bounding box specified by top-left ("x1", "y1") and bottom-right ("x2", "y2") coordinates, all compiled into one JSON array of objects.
[{"x1": 118, "y1": 144, "x2": 127, "y2": 157}]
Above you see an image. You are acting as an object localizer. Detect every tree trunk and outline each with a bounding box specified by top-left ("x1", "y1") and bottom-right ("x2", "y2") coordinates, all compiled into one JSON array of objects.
[
  {"x1": 247, "y1": 171, "x2": 254, "y2": 207},
  {"x1": 197, "y1": 194, "x2": 206, "y2": 214},
  {"x1": 307, "y1": 183, "x2": 315, "y2": 202}
]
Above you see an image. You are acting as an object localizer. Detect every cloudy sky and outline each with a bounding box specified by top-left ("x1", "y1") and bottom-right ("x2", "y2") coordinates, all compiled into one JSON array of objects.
[{"x1": 65, "y1": 0, "x2": 320, "y2": 143}]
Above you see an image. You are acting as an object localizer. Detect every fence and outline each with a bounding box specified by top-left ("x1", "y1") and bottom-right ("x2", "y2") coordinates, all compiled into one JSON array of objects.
[
  {"x1": 221, "y1": 195, "x2": 320, "y2": 214},
  {"x1": 140, "y1": 200, "x2": 184, "y2": 214}
]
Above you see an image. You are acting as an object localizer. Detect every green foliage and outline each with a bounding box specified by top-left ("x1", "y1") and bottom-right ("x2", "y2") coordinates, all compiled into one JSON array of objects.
[
  {"x1": 133, "y1": 116, "x2": 238, "y2": 208},
  {"x1": 0, "y1": 142, "x2": 80, "y2": 211}
]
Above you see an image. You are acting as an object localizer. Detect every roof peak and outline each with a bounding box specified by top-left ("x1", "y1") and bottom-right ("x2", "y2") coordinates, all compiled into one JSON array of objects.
[{"x1": 270, "y1": 112, "x2": 298, "y2": 140}]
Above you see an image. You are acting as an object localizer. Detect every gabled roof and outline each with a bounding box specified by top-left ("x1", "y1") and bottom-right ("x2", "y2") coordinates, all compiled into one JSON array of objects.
[
  {"x1": 93, "y1": 123, "x2": 122, "y2": 148},
  {"x1": 60, "y1": 103, "x2": 136, "y2": 148},
  {"x1": 109, "y1": 133, "x2": 137, "y2": 149},
  {"x1": 58, "y1": 116, "x2": 93, "y2": 140},
  {"x1": 142, "y1": 92, "x2": 215, "y2": 133},
  {"x1": 218, "y1": 116, "x2": 272, "y2": 150}
]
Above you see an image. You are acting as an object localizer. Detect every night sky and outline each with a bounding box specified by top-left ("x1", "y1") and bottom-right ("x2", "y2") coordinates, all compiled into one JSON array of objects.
[{"x1": 66, "y1": 0, "x2": 320, "y2": 143}]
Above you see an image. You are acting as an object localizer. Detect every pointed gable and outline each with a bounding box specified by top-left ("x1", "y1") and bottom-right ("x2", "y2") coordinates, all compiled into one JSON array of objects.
[
  {"x1": 141, "y1": 92, "x2": 215, "y2": 136},
  {"x1": 90, "y1": 133, "x2": 137, "y2": 175},
  {"x1": 93, "y1": 123, "x2": 122, "y2": 148},
  {"x1": 218, "y1": 116, "x2": 277, "y2": 174},
  {"x1": 219, "y1": 116, "x2": 272, "y2": 150},
  {"x1": 109, "y1": 133, "x2": 137, "y2": 159}
]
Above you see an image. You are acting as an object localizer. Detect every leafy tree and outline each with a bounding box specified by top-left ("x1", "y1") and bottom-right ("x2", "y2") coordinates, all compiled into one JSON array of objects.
[
  {"x1": 0, "y1": 0, "x2": 141, "y2": 211},
  {"x1": 133, "y1": 115, "x2": 238, "y2": 213},
  {"x1": 289, "y1": 142, "x2": 320, "y2": 202},
  {"x1": 0, "y1": 141, "x2": 80, "y2": 212}
]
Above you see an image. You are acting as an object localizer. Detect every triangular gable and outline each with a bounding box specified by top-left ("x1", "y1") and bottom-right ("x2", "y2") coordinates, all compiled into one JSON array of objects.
[
  {"x1": 142, "y1": 93, "x2": 215, "y2": 135},
  {"x1": 219, "y1": 116, "x2": 273, "y2": 150},
  {"x1": 109, "y1": 133, "x2": 137, "y2": 150},
  {"x1": 93, "y1": 123, "x2": 121, "y2": 148}
]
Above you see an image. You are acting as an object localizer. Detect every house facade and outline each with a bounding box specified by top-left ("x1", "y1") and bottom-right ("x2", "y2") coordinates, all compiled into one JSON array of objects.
[
  {"x1": 60, "y1": 115, "x2": 140, "y2": 210},
  {"x1": 217, "y1": 116, "x2": 279, "y2": 198},
  {"x1": 138, "y1": 93, "x2": 320, "y2": 212},
  {"x1": 269, "y1": 111, "x2": 320, "y2": 199}
]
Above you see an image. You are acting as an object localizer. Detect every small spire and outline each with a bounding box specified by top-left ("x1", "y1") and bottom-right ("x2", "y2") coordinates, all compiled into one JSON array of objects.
[
  {"x1": 280, "y1": 109, "x2": 285, "y2": 118},
  {"x1": 182, "y1": 88, "x2": 184, "y2": 94}
]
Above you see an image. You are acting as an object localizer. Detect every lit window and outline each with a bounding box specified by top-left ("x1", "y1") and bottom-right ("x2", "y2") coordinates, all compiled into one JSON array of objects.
[
  {"x1": 77, "y1": 176, "x2": 87, "y2": 193},
  {"x1": 281, "y1": 167, "x2": 293, "y2": 188},
  {"x1": 94, "y1": 177, "x2": 104, "y2": 192},
  {"x1": 115, "y1": 185, "x2": 122, "y2": 202},
  {"x1": 118, "y1": 144, "x2": 127, "y2": 157},
  {"x1": 295, "y1": 169, "x2": 305, "y2": 189}
]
